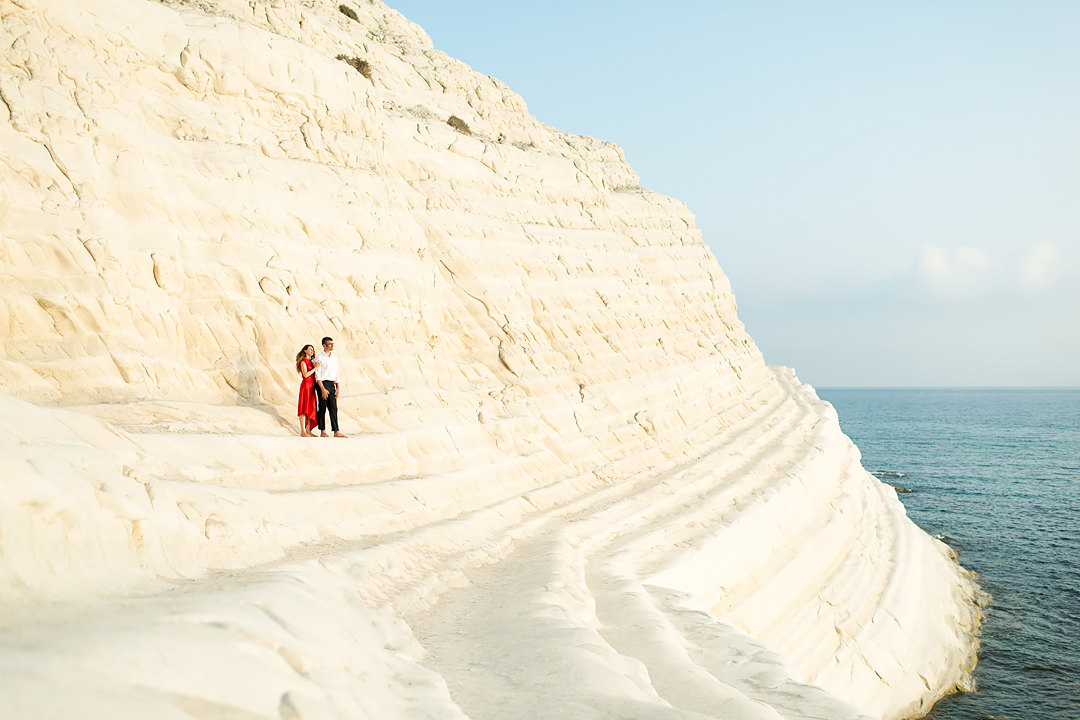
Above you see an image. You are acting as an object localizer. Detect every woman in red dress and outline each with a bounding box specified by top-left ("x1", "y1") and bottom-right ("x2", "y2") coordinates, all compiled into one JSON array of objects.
[{"x1": 295, "y1": 344, "x2": 320, "y2": 436}]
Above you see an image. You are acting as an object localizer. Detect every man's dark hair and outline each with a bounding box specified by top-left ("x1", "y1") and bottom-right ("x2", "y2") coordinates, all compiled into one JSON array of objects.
[{"x1": 322, "y1": 336, "x2": 333, "y2": 346}]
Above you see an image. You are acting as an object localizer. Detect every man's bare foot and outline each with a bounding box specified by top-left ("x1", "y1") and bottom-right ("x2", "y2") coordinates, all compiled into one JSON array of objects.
[
  {"x1": 334, "y1": 432, "x2": 348, "y2": 438},
  {"x1": 301, "y1": 431, "x2": 313, "y2": 437},
  {"x1": 321, "y1": 431, "x2": 330, "y2": 437}
]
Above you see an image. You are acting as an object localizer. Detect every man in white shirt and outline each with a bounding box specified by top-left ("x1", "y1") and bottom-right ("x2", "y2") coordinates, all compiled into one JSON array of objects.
[{"x1": 314, "y1": 336, "x2": 347, "y2": 437}]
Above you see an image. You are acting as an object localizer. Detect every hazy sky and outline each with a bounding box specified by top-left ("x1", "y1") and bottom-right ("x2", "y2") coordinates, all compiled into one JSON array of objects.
[{"x1": 391, "y1": 1, "x2": 1079, "y2": 387}]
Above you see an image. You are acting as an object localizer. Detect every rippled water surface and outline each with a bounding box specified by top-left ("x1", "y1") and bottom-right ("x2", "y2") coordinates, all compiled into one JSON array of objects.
[{"x1": 819, "y1": 388, "x2": 1080, "y2": 720}]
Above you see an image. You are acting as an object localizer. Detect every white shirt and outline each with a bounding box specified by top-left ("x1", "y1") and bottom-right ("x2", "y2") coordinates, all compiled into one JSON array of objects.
[{"x1": 314, "y1": 351, "x2": 341, "y2": 383}]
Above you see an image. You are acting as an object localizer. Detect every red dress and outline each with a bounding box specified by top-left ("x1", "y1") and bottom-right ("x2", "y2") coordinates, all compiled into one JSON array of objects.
[{"x1": 297, "y1": 358, "x2": 317, "y2": 427}]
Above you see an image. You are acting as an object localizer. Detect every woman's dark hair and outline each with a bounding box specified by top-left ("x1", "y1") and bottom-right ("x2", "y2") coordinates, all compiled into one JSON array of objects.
[{"x1": 296, "y1": 345, "x2": 314, "y2": 373}]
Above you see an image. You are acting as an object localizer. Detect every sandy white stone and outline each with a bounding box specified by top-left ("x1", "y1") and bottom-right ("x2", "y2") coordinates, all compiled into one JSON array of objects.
[{"x1": 0, "y1": 1, "x2": 980, "y2": 718}]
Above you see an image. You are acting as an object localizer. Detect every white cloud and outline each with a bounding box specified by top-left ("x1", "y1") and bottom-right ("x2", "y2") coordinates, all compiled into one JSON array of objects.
[
  {"x1": 914, "y1": 241, "x2": 1071, "y2": 303},
  {"x1": 918, "y1": 244, "x2": 990, "y2": 300},
  {"x1": 1018, "y1": 240, "x2": 1062, "y2": 290}
]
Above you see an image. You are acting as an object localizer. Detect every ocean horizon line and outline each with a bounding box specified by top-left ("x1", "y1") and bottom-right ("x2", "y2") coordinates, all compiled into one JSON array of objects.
[{"x1": 817, "y1": 385, "x2": 1080, "y2": 391}]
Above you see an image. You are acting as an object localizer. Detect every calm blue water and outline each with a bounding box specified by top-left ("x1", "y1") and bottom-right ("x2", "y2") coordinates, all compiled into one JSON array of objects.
[{"x1": 818, "y1": 388, "x2": 1080, "y2": 720}]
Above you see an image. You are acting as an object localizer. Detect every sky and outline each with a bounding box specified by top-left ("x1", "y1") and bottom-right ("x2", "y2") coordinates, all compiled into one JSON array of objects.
[{"x1": 390, "y1": 1, "x2": 1079, "y2": 387}]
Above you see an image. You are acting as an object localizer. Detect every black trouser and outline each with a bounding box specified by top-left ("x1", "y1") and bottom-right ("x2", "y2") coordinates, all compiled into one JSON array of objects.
[{"x1": 318, "y1": 380, "x2": 339, "y2": 432}]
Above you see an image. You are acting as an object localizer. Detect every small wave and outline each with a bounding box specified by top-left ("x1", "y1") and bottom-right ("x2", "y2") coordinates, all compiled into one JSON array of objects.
[
  {"x1": 1022, "y1": 664, "x2": 1072, "y2": 675},
  {"x1": 871, "y1": 470, "x2": 906, "y2": 479},
  {"x1": 933, "y1": 533, "x2": 966, "y2": 550}
]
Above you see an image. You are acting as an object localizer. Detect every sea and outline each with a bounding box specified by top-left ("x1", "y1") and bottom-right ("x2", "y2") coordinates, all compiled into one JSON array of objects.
[{"x1": 818, "y1": 388, "x2": 1080, "y2": 720}]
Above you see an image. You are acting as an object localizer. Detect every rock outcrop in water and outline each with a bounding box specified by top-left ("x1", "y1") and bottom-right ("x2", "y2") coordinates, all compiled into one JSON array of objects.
[{"x1": 0, "y1": 1, "x2": 979, "y2": 718}]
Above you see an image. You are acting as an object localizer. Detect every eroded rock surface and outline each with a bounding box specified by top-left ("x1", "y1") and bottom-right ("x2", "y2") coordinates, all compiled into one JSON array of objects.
[{"x1": 0, "y1": 1, "x2": 979, "y2": 718}]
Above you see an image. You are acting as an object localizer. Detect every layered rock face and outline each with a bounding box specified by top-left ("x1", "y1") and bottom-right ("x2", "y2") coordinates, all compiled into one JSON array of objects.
[{"x1": 0, "y1": 1, "x2": 979, "y2": 718}]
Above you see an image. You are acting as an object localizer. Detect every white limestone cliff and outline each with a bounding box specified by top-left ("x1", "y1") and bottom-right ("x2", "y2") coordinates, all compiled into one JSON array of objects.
[{"x1": 0, "y1": 1, "x2": 980, "y2": 718}]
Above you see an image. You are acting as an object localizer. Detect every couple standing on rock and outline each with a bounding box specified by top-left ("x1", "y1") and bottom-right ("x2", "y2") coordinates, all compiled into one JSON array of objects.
[{"x1": 295, "y1": 336, "x2": 348, "y2": 438}]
